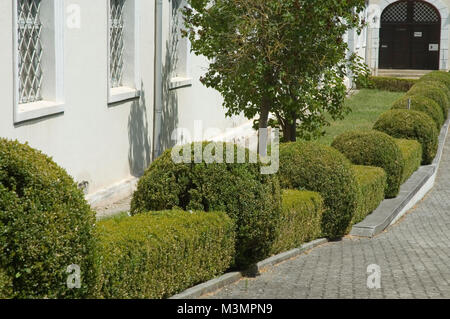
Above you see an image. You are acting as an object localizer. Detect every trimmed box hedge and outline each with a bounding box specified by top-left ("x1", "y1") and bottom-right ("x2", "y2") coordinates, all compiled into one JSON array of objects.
[
  {"x1": 408, "y1": 82, "x2": 449, "y2": 118},
  {"x1": 392, "y1": 95, "x2": 444, "y2": 129},
  {"x1": 271, "y1": 190, "x2": 324, "y2": 255},
  {"x1": 0, "y1": 268, "x2": 12, "y2": 299},
  {"x1": 395, "y1": 139, "x2": 422, "y2": 184},
  {"x1": 357, "y1": 76, "x2": 417, "y2": 92},
  {"x1": 0, "y1": 139, "x2": 96, "y2": 299},
  {"x1": 374, "y1": 110, "x2": 438, "y2": 165},
  {"x1": 352, "y1": 165, "x2": 387, "y2": 227},
  {"x1": 131, "y1": 142, "x2": 281, "y2": 268},
  {"x1": 419, "y1": 71, "x2": 450, "y2": 94},
  {"x1": 279, "y1": 141, "x2": 358, "y2": 239},
  {"x1": 93, "y1": 210, "x2": 236, "y2": 299},
  {"x1": 331, "y1": 130, "x2": 403, "y2": 198}
]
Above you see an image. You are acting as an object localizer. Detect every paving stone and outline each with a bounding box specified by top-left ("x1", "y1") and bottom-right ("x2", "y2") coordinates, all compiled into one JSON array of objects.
[{"x1": 206, "y1": 131, "x2": 450, "y2": 299}]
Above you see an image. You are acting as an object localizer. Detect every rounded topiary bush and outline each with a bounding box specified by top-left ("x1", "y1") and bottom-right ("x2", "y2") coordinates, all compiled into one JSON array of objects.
[
  {"x1": 408, "y1": 82, "x2": 449, "y2": 118},
  {"x1": 131, "y1": 142, "x2": 282, "y2": 268},
  {"x1": 331, "y1": 130, "x2": 403, "y2": 198},
  {"x1": 419, "y1": 71, "x2": 450, "y2": 93},
  {"x1": 0, "y1": 139, "x2": 96, "y2": 299},
  {"x1": 279, "y1": 141, "x2": 358, "y2": 239},
  {"x1": 392, "y1": 95, "x2": 444, "y2": 129},
  {"x1": 373, "y1": 110, "x2": 439, "y2": 165}
]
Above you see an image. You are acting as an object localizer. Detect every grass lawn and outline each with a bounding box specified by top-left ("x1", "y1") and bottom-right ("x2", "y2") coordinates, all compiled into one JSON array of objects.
[{"x1": 314, "y1": 89, "x2": 405, "y2": 146}]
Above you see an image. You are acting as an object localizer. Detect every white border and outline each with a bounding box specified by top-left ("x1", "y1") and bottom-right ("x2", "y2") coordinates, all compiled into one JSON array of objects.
[
  {"x1": 12, "y1": 0, "x2": 65, "y2": 123},
  {"x1": 107, "y1": 0, "x2": 141, "y2": 104}
]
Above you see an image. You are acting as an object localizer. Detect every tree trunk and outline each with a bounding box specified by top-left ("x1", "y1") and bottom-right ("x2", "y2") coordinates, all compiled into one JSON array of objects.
[
  {"x1": 282, "y1": 120, "x2": 297, "y2": 142},
  {"x1": 258, "y1": 97, "x2": 271, "y2": 157}
]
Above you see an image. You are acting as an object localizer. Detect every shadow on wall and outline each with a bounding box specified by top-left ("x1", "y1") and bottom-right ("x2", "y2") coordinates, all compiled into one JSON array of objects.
[
  {"x1": 128, "y1": 1, "x2": 182, "y2": 173},
  {"x1": 128, "y1": 83, "x2": 152, "y2": 177},
  {"x1": 159, "y1": 0, "x2": 181, "y2": 151}
]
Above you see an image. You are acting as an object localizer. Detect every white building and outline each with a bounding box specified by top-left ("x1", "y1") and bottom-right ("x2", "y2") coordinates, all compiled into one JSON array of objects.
[
  {"x1": 2, "y1": 0, "x2": 449, "y2": 206},
  {"x1": 0, "y1": 0, "x2": 249, "y2": 206},
  {"x1": 362, "y1": 0, "x2": 450, "y2": 72}
]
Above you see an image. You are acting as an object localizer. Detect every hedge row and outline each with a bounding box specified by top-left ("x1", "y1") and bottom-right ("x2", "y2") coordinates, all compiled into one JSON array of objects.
[
  {"x1": 351, "y1": 165, "x2": 387, "y2": 227},
  {"x1": 279, "y1": 141, "x2": 358, "y2": 239},
  {"x1": 271, "y1": 190, "x2": 324, "y2": 255},
  {"x1": 131, "y1": 143, "x2": 282, "y2": 268},
  {"x1": 356, "y1": 76, "x2": 417, "y2": 92},
  {"x1": 92, "y1": 210, "x2": 235, "y2": 299},
  {"x1": 374, "y1": 110, "x2": 438, "y2": 165},
  {"x1": 0, "y1": 138, "x2": 96, "y2": 299},
  {"x1": 0, "y1": 268, "x2": 13, "y2": 298},
  {"x1": 392, "y1": 95, "x2": 444, "y2": 129},
  {"x1": 331, "y1": 130, "x2": 403, "y2": 198},
  {"x1": 408, "y1": 81, "x2": 449, "y2": 118},
  {"x1": 395, "y1": 139, "x2": 422, "y2": 184}
]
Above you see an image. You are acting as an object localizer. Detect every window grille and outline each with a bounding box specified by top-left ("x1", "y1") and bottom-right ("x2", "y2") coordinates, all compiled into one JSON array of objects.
[
  {"x1": 381, "y1": 1, "x2": 408, "y2": 23},
  {"x1": 413, "y1": 1, "x2": 440, "y2": 23},
  {"x1": 110, "y1": 0, "x2": 125, "y2": 88},
  {"x1": 17, "y1": 0, "x2": 43, "y2": 104}
]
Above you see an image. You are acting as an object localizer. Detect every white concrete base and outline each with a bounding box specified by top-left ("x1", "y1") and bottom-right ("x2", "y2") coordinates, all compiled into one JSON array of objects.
[{"x1": 86, "y1": 176, "x2": 139, "y2": 209}]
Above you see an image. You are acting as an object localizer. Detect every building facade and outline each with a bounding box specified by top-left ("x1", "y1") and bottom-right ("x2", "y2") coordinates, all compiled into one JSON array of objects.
[
  {"x1": 364, "y1": 0, "x2": 450, "y2": 72},
  {"x1": 0, "y1": 0, "x2": 248, "y2": 205}
]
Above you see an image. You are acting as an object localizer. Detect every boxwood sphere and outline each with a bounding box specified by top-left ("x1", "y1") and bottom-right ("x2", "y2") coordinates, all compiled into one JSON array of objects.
[
  {"x1": 373, "y1": 110, "x2": 439, "y2": 165},
  {"x1": 131, "y1": 142, "x2": 282, "y2": 268},
  {"x1": 408, "y1": 82, "x2": 449, "y2": 118},
  {"x1": 331, "y1": 130, "x2": 404, "y2": 198},
  {"x1": 419, "y1": 71, "x2": 450, "y2": 92},
  {"x1": 392, "y1": 95, "x2": 444, "y2": 129},
  {"x1": 279, "y1": 141, "x2": 358, "y2": 239},
  {"x1": 0, "y1": 139, "x2": 96, "y2": 299}
]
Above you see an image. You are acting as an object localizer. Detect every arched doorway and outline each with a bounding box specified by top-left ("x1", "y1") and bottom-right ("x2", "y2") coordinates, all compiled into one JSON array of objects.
[{"x1": 379, "y1": 0, "x2": 441, "y2": 70}]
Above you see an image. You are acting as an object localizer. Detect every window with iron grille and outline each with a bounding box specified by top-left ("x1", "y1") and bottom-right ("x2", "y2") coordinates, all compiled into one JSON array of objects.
[
  {"x1": 17, "y1": 0, "x2": 43, "y2": 104},
  {"x1": 110, "y1": 0, "x2": 126, "y2": 88}
]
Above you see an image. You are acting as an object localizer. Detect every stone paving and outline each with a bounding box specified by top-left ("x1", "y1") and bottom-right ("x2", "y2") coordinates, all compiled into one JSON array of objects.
[{"x1": 206, "y1": 134, "x2": 450, "y2": 299}]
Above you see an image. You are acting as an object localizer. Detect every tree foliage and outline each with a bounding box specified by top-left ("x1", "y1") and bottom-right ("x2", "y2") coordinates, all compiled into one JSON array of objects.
[{"x1": 183, "y1": 0, "x2": 368, "y2": 141}]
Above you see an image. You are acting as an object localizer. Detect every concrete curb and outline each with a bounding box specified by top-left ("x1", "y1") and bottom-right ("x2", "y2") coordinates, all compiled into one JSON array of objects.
[
  {"x1": 350, "y1": 117, "x2": 450, "y2": 238},
  {"x1": 170, "y1": 238, "x2": 328, "y2": 299}
]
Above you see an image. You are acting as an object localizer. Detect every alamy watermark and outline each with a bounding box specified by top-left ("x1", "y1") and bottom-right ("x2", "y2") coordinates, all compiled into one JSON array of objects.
[
  {"x1": 170, "y1": 121, "x2": 280, "y2": 175},
  {"x1": 66, "y1": 264, "x2": 81, "y2": 289},
  {"x1": 367, "y1": 264, "x2": 381, "y2": 289}
]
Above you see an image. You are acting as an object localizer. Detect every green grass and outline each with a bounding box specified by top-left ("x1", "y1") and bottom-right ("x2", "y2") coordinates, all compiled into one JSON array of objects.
[
  {"x1": 96, "y1": 211, "x2": 130, "y2": 222},
  {"x1": 314, "y1": 89, "x2": 405, "y2": 146}
]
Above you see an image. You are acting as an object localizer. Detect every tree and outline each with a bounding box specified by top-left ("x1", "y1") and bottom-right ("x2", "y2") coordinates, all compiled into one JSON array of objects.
[{"x1": 183, "y1": 0, "x2": 368, "y2": 144}]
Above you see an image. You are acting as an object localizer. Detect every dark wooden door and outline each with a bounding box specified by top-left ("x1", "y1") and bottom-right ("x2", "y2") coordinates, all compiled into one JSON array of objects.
[{"x1": 379, "y1": 1, "x2": 440, "y2": 70}]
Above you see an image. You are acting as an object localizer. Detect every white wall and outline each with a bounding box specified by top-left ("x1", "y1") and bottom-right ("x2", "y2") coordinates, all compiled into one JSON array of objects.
[{"x1": 0, "y1": 0, "x2": 248, "y2": 198}]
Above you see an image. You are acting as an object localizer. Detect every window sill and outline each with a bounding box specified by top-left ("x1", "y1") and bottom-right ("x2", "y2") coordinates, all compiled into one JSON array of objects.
[
  {"x1": 108, "y1": 87, "x2": 140, "y2": 104},
  {"x1": 169, "y1": 77, "x2": 193, "y2": 90},
  {"x1": 15, "y1": 100, "x2": 64, "y2": 123}
]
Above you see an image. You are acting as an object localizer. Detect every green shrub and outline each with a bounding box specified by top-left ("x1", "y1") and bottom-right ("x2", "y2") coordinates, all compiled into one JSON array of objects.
[
  {"x1": 0, "y1": 268, "x2": 12, "y2": 299},
  {"x1": 395, "y1": 139, "x2": 422, "y2": 184},
  {"x1": 271, "y1": 190, "x2": 324, "y2": 255},
  {"x1": 352, "y1": 165, "x2": 387, "y2": 227},
  {"x1": 357, "y1": 76, "x2": 417, "y2": 92},
  {"x1": 419, "y1": 71, "x2": 450, "y2": 93},
  {"x1": 131, "y1": 142, "x2": 281, "y2": 268},
  {"x1": 279, "y1": 141, "x2": 358, "y2": 239},
  {"x1": 331, "y1": 130, "x2": 403, "y2": 198},
  {"x1": 374, "y1": 110, "x2": 438, "y2": 165},
  {"x1": 0, "y1": 139, "x2": 96, "y2": 299},
  {"x1": 93, "y1": 210, "x2": 235, "y2": 299},
  {"x1": 408, "y1": 82, "x2": 449, "y2": 118},
  {"x1": 392, "y1": 95, "x2": 444, "y2": 129}
]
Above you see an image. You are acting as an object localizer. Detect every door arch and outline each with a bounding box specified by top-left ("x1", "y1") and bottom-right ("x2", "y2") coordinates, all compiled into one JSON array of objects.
[{"x1": 379, "y1": 0, "x2": 441, "y2": 70}]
